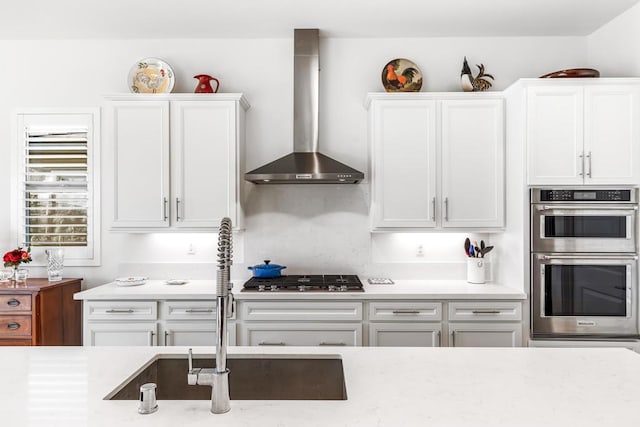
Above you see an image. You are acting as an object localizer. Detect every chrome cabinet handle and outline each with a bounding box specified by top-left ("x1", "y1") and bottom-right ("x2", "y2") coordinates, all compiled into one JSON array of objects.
[
  {"x1": 539, "y1": 205, "x2": 638, "y2": 211},
  {"x1": 540, "y1": 254, "x2": 638, "y2": 261},
  {"x1": 431, "y1": 197, "x2": 436, "y2": 221},
  {"x1": 258, "y1": 341, "x2": 285, "y2": 346},
  {"x1": 149, "y1": 331, "x2": 155, "y2": 346},
  {"x1": 578, "y1": 153, "x2": 584, "y2": 177},
  {"x1": 7, "y1": 299, "x2": 20, "y2": 307},
  {"x1": 163, "y1": 197, "x2": 169, "y2": 221},
  {"x1": 176, "y1": 198, "x2": 181, "y2": 221},
  {"x1": 392, "y1": 310, "x2": 420, "y2": 314},
  {"x1": 450, "y1": 330, "x2": 456, "y2": 347},
  {"x1": 444, "y1": 197, "x2": 449, "y2": 221},
  {"x1": 105, "y1": 309, "x2": 134, "y2": 313},
  {"x1": 185, "y1": 308, "x2": 214, "y2": 313},
  {"x1": 164, "y1": 331, "x2": 170, "y2": 345},
  {"x1": 436, "y1": 330, "x2": 441, "y2": 347},
  {"x1": 7, "y1": 322, "x2": 20, "y2": 330},
  {"x1": 319, "y1": 342, "x2": 346, "y2": 346},
  {"x1": 472, "y1": 310, "x2": 501, "y2": 314},
  {"x1": 586, "y1": 151, "x2": 592, "y2": 178}
]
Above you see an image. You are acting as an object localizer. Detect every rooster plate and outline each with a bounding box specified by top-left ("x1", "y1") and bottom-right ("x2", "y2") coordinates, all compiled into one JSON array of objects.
[{"x1": 382, "y1": 58, "x2": 423, "y2": 92}]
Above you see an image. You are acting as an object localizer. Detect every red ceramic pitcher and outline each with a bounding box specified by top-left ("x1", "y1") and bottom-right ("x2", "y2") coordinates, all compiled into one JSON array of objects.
[{"x1": 193, "y1": 74, "x2": 220, "y2": 93}]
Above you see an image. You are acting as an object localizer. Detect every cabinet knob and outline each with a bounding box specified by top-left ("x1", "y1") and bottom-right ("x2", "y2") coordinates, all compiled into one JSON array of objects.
[
  {"x1": 7, "y1": 299, "x2": 20, "y2": 307},
  {"x1": 7, "y1": 322, "x2": 20, "y2": 330}
]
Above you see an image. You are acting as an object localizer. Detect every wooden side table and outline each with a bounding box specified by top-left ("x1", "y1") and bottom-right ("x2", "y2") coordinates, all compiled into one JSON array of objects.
[{"x1": 0, "y1": 278, "x2": 82, "y2": 346}]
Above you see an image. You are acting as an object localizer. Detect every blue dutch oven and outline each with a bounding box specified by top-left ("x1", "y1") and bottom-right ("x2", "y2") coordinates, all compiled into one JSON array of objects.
[{"x1": 247, "y1": 260, "x2": 287, "y2": 278}]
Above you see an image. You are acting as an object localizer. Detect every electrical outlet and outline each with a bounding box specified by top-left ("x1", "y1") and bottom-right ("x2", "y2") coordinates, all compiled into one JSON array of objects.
[
  {"x1": 187, "y1": 243, "x2": 196, "y2": 255},
  {"x1": 416, "y1": 244, "x2": 424, "y2": 257}
]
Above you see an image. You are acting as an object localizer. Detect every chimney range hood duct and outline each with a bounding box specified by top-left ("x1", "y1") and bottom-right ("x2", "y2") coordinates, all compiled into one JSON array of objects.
[{"x1": 245, "y1": 29, "x2": 364, "y2": 184}]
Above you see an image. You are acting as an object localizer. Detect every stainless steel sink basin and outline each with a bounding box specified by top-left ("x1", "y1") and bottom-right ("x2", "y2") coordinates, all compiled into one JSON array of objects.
[{"x1": 106, "y1": 354, "x2": 347, "y2": 400}]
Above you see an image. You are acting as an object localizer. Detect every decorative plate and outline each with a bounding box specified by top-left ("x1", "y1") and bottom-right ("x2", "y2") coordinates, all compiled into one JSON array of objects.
[
  {"x1": 382, "y1": 58, "x2": 423, "y2": 92},
  {"x1": 115, "y1": 276, "x2": 147, "y2": 286},
  {"x1": 128, "y1": 58, "x2": 175, "y2": 94},
  {"x1": 165, "y1": 279, "x2": 188, "y2": 285},
  {"x1": 539, "y1": 68, "x2": 600, "y2": 78}
]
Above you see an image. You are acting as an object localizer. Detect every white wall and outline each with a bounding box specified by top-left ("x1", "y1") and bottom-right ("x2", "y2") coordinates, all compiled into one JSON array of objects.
[
  {"x1": 0, "y1": 36, "x2": 587, "y2": 288},
  {"x1": 588, "y1": 2, "x2": 640, "y2": 76}
]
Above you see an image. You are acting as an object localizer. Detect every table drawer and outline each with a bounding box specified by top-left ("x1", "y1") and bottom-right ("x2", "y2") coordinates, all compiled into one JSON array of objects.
[
  {"x1": 86, "y1": 301, "x2": 157, "y2": 320},
  {"x1": 0, "y1": 315, "x2": 32, "y2": 337},
  {"x1": 369, "y1": 302, "x2": 442, "y2": 322},
  {"x1": 0, "y1": 295, "x2": 31, "y2": 312},
  {"x1": 448, "y1": 301, "x2": 522, "y2": 322},
  {"x1": 241, "y1": 301, "x2": 362, "y2": 322}
]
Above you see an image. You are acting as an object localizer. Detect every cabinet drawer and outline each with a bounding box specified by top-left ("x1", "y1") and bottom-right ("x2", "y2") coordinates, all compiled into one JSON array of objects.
[
  {"x1": 369, "y1": 302, "x2": 442, "y2": 321},
  {"x1": 0, "y1": 315, "x2": 32, "y2": 337},
  {"x1": 240, "y1": 301, "x2": 362, "y2": 322},
  {"x1": 161, "y1": 300, "x2": 217, "y2": 320},
  {"x1": 86, "y1": 301, "x2": 157, "y2": 320},
  {"x1": 369, "y1": 323, "x2": 442, "y2": 347},
  {"x1": 448, "y1": 301, "x2": 522, "y2": 322},
  {"x1": 242, "y1": 323, "x2": 361, "y2": 347},
  {"x1": 0, "y1": 295, "x2": 31, "y2": 312}
]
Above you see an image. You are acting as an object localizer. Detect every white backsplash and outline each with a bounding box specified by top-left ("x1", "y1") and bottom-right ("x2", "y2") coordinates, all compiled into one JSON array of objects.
[{"x1": 113, "y1": 185, "x2": 493, "y2": 282}]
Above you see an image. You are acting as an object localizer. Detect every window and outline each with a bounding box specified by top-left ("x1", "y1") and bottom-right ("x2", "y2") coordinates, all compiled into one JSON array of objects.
[{"x1": 15, "y1": 111, "x2": 100, "y2": 266}]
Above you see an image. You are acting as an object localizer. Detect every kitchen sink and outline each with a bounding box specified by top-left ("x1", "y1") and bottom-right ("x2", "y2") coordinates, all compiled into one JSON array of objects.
[{"x1": 106, "y1": 354, "x2": 347, "y2": 400}]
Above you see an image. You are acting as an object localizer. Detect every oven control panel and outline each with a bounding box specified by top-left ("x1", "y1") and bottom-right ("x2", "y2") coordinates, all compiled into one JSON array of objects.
[{"x1": 539, "y1": 189, "x2": 632, "y2": 202}]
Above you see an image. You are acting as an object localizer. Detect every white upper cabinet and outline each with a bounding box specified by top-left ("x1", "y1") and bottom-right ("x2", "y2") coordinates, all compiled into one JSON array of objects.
[
  {"x1": 106, "y1": 94, "x2": 249, "y2": 231},
  {"x1": 371, "y1": 100, "x2": 437, "y2": 229},
  {"x1": 368, "y1": 94, "x2": 505, "y2": 231},
  {"x1": 441, "y1": 99, "x2": 504, "y2": 228},
  {"x1": 526, "y1": 82, "x2": 640, "y2": 185},
  {"x1": 110, "y1": 101, "x2": 170, "y2": 228}
]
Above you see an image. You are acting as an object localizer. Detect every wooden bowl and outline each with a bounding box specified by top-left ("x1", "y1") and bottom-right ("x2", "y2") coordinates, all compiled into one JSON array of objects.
[{"x1": 539, "y1": 68, "x2": 600, "y2": 78}]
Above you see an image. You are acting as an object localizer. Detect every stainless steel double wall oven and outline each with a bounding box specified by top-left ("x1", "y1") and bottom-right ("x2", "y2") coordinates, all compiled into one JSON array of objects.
[{"x1": 531, "y1": 188, "x2": 639, "y2": 338}]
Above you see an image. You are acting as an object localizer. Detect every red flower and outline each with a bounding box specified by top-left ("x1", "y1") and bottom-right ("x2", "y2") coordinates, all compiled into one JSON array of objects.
[{"x1": 3, "y1": 247, "x2": 31, "y2": 267}]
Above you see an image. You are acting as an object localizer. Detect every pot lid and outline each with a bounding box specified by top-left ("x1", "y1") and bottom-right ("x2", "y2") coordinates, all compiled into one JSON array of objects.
[{"x1": 249, "y1": 260, "x2": 286, "y2": 270}]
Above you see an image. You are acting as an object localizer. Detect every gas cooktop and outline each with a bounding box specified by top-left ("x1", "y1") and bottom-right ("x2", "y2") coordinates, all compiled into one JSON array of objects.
[{"x1": 242, "y1": 275, "x2": 363, "y2": 292}]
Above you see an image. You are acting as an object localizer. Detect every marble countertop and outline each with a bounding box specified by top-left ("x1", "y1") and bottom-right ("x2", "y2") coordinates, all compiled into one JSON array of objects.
[
  {"x1": 1, "y1": 345, "x2": 639, "y2": 426},
  {"x1": 74, "y1": 279, "x2": 526, "y2": 300}
]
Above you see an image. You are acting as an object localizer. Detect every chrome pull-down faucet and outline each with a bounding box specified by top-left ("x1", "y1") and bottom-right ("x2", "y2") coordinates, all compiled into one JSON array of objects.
[{"x1": 187, "y1": 217, "x2": 234, "y2": 414}]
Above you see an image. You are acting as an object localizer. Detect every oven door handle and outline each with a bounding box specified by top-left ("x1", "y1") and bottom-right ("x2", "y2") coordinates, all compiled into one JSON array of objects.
[
  {"x1": 537, "y1": 205, "x2": 638, "y2": 212},
  {"x1": 540, "y1": 254, "x2": 638, "y2": 261}
]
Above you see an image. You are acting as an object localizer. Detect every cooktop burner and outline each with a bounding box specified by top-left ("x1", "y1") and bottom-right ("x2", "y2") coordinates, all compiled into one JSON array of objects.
[{"x1": 242, "y1": 275, "x2": 364, "y2": 292}]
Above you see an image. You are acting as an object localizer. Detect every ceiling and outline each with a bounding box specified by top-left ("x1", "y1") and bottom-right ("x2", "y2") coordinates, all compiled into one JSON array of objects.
[{"x1": 1, "y1": 0, "x2": 639, "y2": 39}]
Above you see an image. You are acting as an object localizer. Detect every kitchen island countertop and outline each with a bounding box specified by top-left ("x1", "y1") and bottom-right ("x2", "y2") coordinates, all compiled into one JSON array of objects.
[
  {"x1": 74, "y1": 279, "x2": 526, "y2": 300},
  {"x1": 1, "y1": 345, "x2": 639, "y2": 426}
]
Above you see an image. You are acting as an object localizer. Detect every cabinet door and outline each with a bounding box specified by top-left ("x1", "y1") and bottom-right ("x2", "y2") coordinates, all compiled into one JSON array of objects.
[
  {"x1": 371, "y1": 100, "x2": 437, "y2": 229},
  {"x1": 584, "y1": 86, "x2": 640, "y2": 185},
  {"x1": 171, "y1": 101, "x2": 238, "y2": 228},
  {"x1": 85, "y1": 322, "x2": 157, "y2": 346},
  {"x1": 441, "y1": 99, "x2": 504, "y2": 228},
  {"x1": 241, "y1": 323, "x2": 361, "y2": 347},
  {"x1": 163, "y1": 321, "x2": 236, "y2": 346},
  {"x1": 527, "y1": 86, "x2": 584, "y2": 185},
  {"x1": 448, "y1": 323, "x2": 522, "y2": 347},
  {"x1": 110, "y1": 101, "x2": 170, "y2": 228},
  {"x1": 369, "y1": 323, "x2": 441, "y2": 347}
]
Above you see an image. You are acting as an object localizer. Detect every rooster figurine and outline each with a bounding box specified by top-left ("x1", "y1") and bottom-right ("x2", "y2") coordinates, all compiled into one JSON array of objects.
[{"x1": 460, "y1": 57, "x2": 494, "y2": 92}]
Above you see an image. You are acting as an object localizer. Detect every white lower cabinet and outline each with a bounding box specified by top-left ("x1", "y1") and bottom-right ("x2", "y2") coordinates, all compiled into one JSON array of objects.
[
  {"x1": 369, "y1": 323, "x2": 441, "y2": 347},
  {"x1": 446, "y1": 301, "x2": 523, "y2": 347},
  {"x1": 241, "y1": 323, "x2": 361, "y2": 347},
  {"x1": 448, "y1": 323, "x2": 522, "y2": 347},
  {"x1": 85, "y1": 322, "x2": 157, "y2": 346},
  {"x1": 162, "y1": 321, "x2": 236, "y2": 346},
  {"x1": 82, "y1": 299, "x2": 234, "y2": 347}
]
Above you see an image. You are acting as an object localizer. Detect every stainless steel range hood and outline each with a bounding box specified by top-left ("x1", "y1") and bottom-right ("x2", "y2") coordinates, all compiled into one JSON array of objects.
[{"x1": 245, "y1": 29, "x2": 364, "y2": 184}]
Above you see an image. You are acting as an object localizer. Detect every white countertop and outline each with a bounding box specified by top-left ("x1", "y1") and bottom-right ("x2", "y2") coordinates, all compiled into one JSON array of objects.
[
  {"x1": 74, "y1": 279, "x2": 526, "y2": 300},
  {"x1": 2, "y1": 345, "x2": 639, "y2": 426}
]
